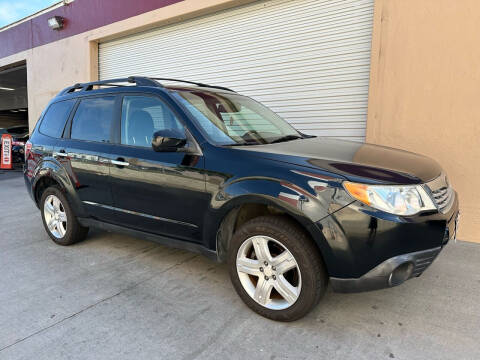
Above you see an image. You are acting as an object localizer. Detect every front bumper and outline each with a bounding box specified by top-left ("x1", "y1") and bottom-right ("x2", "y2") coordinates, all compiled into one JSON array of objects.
[
  {"x1": 330, "y1": 246, "x2": 442, "y2": 293},
  {"x1": 315, "y1": 188, "x2": 459, "y2": 292}
]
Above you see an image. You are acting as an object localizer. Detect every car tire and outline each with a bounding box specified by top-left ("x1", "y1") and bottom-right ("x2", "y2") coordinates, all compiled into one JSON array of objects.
[
  {"x1": 40, "y1": 186, "x2": 89, "y2": 246},
  {"x1": 228, "y1": 215, "x2": 328, "y2": 321}
]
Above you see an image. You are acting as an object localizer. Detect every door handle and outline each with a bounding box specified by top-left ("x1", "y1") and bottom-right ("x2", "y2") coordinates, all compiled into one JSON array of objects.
[{"x1": 111, "y1": 159, "x2": 129, "y2": 167}]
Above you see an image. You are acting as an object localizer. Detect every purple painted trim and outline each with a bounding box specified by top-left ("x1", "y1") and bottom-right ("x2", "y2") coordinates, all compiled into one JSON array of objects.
[{"x1": 0, "y1": 0, "x2": 184, "y2": 60}]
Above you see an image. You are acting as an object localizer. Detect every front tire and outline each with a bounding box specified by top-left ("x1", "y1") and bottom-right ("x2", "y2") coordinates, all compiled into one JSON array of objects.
[
  {"x1": 40, "y1": 186, "x2": 89, "y2": 245},
  {"x1": 228, "y1": 216, "x2": 328, "y2": 321}
]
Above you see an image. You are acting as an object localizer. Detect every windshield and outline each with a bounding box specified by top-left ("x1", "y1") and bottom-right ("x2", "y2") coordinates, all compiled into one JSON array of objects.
[{"x1": 172, "y1": 90, "x2": 302, "y2": 145}]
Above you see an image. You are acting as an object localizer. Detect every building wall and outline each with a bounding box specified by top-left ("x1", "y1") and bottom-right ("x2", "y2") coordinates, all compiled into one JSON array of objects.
[
  {"x1": 0, "y1": 0, "x2": 184, "y2": 59},
  {"x1": 0, "y1": 0, "x2": 257, "y2": 127},
  {"x1": 367, "y1": 0, "x2": 480, "y2": 241},
  {"x1": 0, "y1": 0, "x2": 476, "y2": 241}
]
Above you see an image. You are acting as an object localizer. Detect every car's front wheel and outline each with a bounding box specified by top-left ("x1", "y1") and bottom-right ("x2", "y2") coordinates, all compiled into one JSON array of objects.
[
  {"x1": 40, "y1": 186, "x2": 89, "y2": 245},
  {"x1": 228, "y1": 216, "x2": 327, "y2": 321}
]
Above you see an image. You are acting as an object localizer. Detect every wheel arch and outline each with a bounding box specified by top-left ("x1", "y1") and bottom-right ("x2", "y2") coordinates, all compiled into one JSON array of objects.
[
  {"x1": 211, "y1": 194, "x2": 332, "y2": 276},
  {"x1": 32, "y1": 161, "x2": 68, "y2": 204},
  {"x1": 31, "y1": 160, "x2": 86, "y2": 217}
]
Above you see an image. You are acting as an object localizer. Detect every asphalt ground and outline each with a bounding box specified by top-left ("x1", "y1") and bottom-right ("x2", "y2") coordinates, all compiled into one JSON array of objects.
[{"x1": 1, "y1": 171, "x2": 479, "y2": 360}]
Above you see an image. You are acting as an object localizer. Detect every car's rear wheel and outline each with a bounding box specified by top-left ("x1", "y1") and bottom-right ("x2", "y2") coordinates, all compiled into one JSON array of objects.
[
  {"x1": 40, "y1": 186, "x2": 89, "y2": 245},
  {"x1": 228, "y1": 216, "x2": 327, "y2": 321}
]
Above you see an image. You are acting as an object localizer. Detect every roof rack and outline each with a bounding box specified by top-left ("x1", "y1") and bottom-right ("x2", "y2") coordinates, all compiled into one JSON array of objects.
[
  {"x1": 57, "y1": 77, "x2": 161, "y2": 96},
  {"x1": 149, "y1": 78, "x2": 235, "y2": 92},
  {"x1": 57, "y1": 76, "x2": 235, "y2": 96}
]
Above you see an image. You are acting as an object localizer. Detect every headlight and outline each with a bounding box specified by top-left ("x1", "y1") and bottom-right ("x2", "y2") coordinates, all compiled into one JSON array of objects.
[{"x1": 343, "y1": 182, "x2": 436, "y2": 216}]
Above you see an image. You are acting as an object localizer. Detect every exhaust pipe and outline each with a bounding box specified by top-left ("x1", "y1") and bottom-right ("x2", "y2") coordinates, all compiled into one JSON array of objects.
[{"x1": 389, "y1": 262, "x2": 414, "y2": 286}]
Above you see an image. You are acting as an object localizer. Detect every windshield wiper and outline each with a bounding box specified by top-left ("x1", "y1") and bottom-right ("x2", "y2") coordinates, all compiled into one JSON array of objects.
[
  {"x1": 225, "y1": 135, "x2": 303, "y2": 146},
  {"x1": 224, "y1": 141, "x2": 260, "y2": 146},
  {"x1": 269, "y1": 135, "x2": 303, "y2": 144}
]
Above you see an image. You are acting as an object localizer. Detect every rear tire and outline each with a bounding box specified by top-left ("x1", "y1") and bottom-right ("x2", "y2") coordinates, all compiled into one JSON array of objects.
[
  {"x1": 228, "y1": 216, "x2": 328, "y2": 321},
  {"x1": 40, "y1": 186, "x2": 89, "y2": 245}
]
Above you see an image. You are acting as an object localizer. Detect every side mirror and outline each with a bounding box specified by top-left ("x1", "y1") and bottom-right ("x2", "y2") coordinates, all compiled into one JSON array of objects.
[{"x1": 151, "y1": 129, "x2": 187, "y2": 152}]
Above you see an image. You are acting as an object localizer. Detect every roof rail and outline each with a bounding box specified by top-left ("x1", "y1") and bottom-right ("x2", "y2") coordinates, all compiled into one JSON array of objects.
[
  {"x1": 149, "y1": 78, "x2": 235, "y2": 92},
  {"x1": 57, "y1": 76, "x2": 162, "y2": 96},
  {"x1": 56, "y1": 76, "x2": 235, "y2": 97}
]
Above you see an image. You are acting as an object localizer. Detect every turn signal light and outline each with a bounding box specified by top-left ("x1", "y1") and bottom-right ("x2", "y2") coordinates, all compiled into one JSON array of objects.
[{"x1": 343, "y1": 182, "x2": 370, "y2": 205}]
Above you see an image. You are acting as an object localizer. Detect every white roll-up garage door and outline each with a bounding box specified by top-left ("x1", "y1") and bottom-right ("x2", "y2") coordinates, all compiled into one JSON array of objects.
[{"x1": 99, "y1": 0, "x2": 374, "y2": 141}]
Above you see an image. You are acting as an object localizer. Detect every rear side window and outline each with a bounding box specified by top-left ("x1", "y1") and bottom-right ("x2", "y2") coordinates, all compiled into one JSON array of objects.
[
  {"x1": 39, "y1": 100, "x2": 75, "y2": 138},
  {"x1": 71, "y1": 96, "x2": 115, "y2": 143}
]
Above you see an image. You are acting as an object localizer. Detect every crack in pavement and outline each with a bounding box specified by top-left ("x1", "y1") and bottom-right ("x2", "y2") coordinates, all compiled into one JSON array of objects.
[{"x1": 0, "y1": 253, "x2": 199, "y2": 353}]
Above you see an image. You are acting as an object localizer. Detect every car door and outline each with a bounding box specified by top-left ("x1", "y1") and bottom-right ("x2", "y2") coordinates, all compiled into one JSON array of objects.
[
  {"x1": 108, "y1": 94, "x2": 208, "y2": 243},
  {"x1": 58, "y1": 95, "x2": 118, "y2": 222}
]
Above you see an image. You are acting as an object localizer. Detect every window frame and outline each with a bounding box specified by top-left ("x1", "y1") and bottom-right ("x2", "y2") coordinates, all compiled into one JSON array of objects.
[
  {"x1": 114, "y1": 92, "x2": 188, "y2": 150},
  {"x1": 38, "y1": 99, "x2": 77, "y2": 139},
  {"x1": 64, "y1": 94, "x2": 120, "y2": 144}
]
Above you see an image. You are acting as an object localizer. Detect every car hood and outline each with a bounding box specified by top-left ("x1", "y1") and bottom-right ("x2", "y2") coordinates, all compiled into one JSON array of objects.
[{"x1": 235, "y1": 137, "x2": 442, "y2": 184}]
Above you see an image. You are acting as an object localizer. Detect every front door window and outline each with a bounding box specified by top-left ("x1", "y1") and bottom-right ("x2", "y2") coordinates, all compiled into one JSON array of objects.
[{"x1": 121, "y1": 96, "x2": 185, "y2": 148}]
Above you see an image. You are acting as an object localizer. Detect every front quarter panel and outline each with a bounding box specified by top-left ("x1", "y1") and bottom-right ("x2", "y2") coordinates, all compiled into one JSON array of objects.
[{"x1": 201, "y1": 145, "x2": 353, "y2": 258}]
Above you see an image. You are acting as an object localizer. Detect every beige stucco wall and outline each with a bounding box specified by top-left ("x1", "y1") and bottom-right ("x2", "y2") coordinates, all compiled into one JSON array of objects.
[{"x1": 367, "y1": 0, "x2": 480, "y2": 242}]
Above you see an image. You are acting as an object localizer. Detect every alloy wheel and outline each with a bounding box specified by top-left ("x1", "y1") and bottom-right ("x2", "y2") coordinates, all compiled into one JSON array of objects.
[
  {"x1": 43, "y1": 194, "x2": 68, "y2": 239},
  {"x1": 236, "y1": 235, "x2": 301, "y2": 310}
]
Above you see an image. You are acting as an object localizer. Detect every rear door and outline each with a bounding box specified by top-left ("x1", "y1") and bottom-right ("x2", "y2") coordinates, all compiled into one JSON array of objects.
[
  {"x1": 108, "y1": 94, "x2": 208, "y2": 242},
  {"x1": 58, "y1": 95, "x2": 118, "y2": 221}
]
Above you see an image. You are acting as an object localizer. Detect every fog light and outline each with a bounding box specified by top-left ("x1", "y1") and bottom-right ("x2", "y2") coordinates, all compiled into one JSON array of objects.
[{"x1": 389, "y1": 262, "x2": 414, "y2": 286}]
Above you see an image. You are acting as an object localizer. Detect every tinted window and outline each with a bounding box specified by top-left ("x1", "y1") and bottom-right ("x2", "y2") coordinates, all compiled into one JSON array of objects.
[
  {"x1": 71, "y1": 96, "x2": 115, "y2": 143},
  {"x1": 121, "y1": 96, "x2": 184, "y2": 147},
  {"x1": 39, "y1": 100, "x2": 75, "y2": 138}
]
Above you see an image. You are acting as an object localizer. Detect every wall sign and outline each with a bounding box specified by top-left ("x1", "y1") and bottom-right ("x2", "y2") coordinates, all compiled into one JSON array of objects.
[{"x1": 1, "y1": 134, "x2": 13, "y2": 169}]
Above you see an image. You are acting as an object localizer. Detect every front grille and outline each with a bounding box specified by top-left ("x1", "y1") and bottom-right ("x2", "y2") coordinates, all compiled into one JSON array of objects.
[
  {"x1": 431, "y1": 186, "x2": 454, "y2": 212},
  {"x1": 410, "y1": 248, "x2": 441, "y2": 277},
  {"x1": 426, "y1": 174, "x2": 454, "y2": 213}
]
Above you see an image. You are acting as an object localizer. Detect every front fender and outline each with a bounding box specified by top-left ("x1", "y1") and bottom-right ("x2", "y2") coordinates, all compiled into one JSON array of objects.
[
  {"x1": 203, "y1": 177, "x2": 346, "y2": 268},
  {"x1": 212, "y1": 174, "x2": 352, "y2": 224},
  {"x1": 218, "y1": 178, "x2": 329, "y2": 221}
]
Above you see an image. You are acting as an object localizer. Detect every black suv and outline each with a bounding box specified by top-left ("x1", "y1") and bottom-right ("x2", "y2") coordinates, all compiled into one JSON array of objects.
[{"x1": 25, "y1": 77, "x2": 459, "y2": 321}]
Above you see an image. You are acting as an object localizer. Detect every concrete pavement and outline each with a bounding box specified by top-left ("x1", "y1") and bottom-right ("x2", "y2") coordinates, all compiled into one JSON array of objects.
[{"x1": 0, "y1": 172, "x2": 479, "y2": 360}]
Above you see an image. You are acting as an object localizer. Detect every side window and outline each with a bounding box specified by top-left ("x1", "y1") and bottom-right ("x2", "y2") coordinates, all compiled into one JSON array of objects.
[
  {"x1": 71, "y1": 96, "x2": 115, "y2": 143},
  {"x1": 121, "y1": 96, "x2": 184, "y2": 147},
  {"x1": 39, "y1": 100, "x2": 75, "y2": 138}
]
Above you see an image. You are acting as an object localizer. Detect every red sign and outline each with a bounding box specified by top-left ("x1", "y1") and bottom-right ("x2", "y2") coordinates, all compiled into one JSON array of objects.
[{"x1": 1, "y1": 134, "x2": 13, "y2": 169}]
